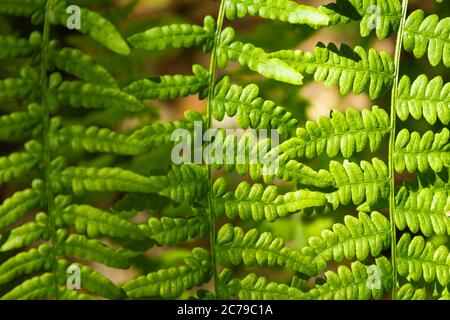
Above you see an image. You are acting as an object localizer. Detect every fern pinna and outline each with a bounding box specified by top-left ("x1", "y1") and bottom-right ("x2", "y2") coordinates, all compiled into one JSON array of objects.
[{"x1": 0, "y1": 0, "x2": 448, "y2": 300}]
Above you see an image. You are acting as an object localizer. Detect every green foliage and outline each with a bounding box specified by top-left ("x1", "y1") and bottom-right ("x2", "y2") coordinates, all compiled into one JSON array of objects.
[
  {"x1": 270, "y1": 43, "x2": 395, "y2": 99},
  {"x1": 0, "y1": 0, "x2": 448, "y2": 302},
  {"x1": 128, "y1": 16, "x2": 216, "y2": 51},
  {"x1": 223, "y1": 0, "x2": 330, "y2": 27},
  {"x1": 397, "y1": 75, "x2": 449, "y2": 125},
  {"x1": 403, "y1": 9, "x2": 450, "y2": 67},
  {"x1": 394, "y1": 128, "x2": 449, "y2": 174},
  {"x1": 123, "y1": 248, "x2": 211, "y2": 299}
]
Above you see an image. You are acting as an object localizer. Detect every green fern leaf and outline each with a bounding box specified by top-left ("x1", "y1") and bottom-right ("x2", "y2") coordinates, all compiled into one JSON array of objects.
[
  {"x1": 301, "y1": 212, "x2": 391, "y2": 272},
  {"x1": 49, "y1": 46, "x2": 117, "y2": 87},
  {"x1": 403, "y1": 9, "x2": 450, "y2": 67},
  {"x1": 0, "y1": 150, "x2": 39, "y2": 185},
  {"x1": 0, "y1": 0, "x2": 44, "y2": 17},
  {"x1": 123, "y1": 248, "x2": 211, "y2": 299},
  {"x1": 141, "y1": 214, "x2": 209, "y2": 246},
  {"x1": 0, "y1": 244, "x2": 52, "y2": 286},
  {"x1": 60, "y1": 232, "x2": 139, "y2": 269},
  {"x1": 269, "y1": 43, "x2": 395, "y2": 100},
  {"x1": 218, "y1": 28, "x2": 304, "y2": 85},
  {"x1": 307, "y1": 257, "x2": 392, "y2": 299},
  {"x1": 227, "y1": 273, "x2": 307, "y2": 300},
  {"x1": 0, "y1": 35, "x2": 34, "y2": 59},
  {"x1": 1, "y1": 273, "x2": 93, "y2": 300},
  {"x1": 0, "y1": 219, "x2": 47, "y2": 251},
  {"x1": 50, "y1": 4, "x2": 130, "y2": 55},
  {"x1": 395, "y1": 186, "x2": 450, "y2": 236},
  {"x1": 285, "y1": 106, "x2": 390, "y2": 159},
  {"x1": 52, "y1": 166, "x2": 161, "y2": 195},
  {"x1": 217, "y1": 224, "x2": 315, "y2": 276},
  {"x1": 0, "y1": 187, "x2": 41, "y2": 231},
  {"x1": 224, "y1": 0, "x2": 330, "y2": 27},
  {"x1": 0, "y1": 104, "x2": 41, "y2": 140},
  {"x1": 124, "y1": 64, "x2": 209, "y2": 100},
  {"x1": 394, "y1": 128, "x2": 450, "y2": 174},
  {"x1": 54, "y1": 81, "x2": 146, "y2": 112},
  {"x1": 397, "y1": 75, "x2": 449, "y2": 125},
  {"x1": 0, "y1": 68, "x2": 38, "y2": 102},
  {"x1": 55, "y1": 124, "x2": 148, "y2": 155},
  {"x1": 128, "y1": 118, "x2": 198, "y2": 151},
  {"x1": 58, "y1": 204, "x2": 146, "y2": 240},
  {"x1": 128, "y1": 16, "x2": 216, "y2": 51},
  {"x1": 56, "y1": 260, "x2": 123, "y2": 299},
  {"x1": 338, "y1": 0, "x2": 402, "y2": 39},
  {"x1": 213, "y1": 179, "x2": 327, "y2": 222},
  {"x1": 397, "y1": 233, "x2": 450, "y2": 287},
  {"x1": 326, "y1": 158, "x2": 390, "y2": 210},
  {"x1": 397, "y1": 284, "x2": 427, "y2": 300},
  {"x1": 212, "y1": 76, "x2": 298, "y2": 138}
]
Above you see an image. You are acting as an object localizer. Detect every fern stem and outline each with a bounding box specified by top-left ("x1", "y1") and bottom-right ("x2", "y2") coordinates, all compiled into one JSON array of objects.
[
  {"x1": 388, "y1": 0, "x2": 409, "y2": 301},
  {"x1": 206, "y1": 0, "x2": 227, "y2": 299},
  {"x1": 40, "y1": 0, "x2": 59, "y2": 299}
]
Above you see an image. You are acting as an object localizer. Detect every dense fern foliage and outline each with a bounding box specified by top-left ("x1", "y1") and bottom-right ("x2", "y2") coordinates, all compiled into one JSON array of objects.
[{"x1": 0, "y1": 0, "x2": 448, "y2": 300}]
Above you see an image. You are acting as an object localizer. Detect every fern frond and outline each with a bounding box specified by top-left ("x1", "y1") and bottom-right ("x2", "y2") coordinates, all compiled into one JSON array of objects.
[
  {"x1": 124, "y1": 64, "x2": 209, "y2": 100},
  {"x1": 52, "y1": 165, "x2": 208, "y2": 203},
  {"x1": 0, "y1": 104, "x2": 41, "y2": 140},
  {"x1": 59, "y1": 232, "x2": 138, "y2": 269},
  {"x1": 56, "y1": 260, "x2": 123, "y2": 299},
  {"x1": 287, "y1": 106, "x2": 390, "y2": 159},
  {"x1": 157, "y1": 165, "x2": 208, "y2": 203},
  {"x1": 403, "y1": 10, "x2": 450, "y2": 67},
  {"x1": 49, "y1": 46, "x2": 117, "y2": 87},
  {"x1": 0, "y1": 244, "x2": 52, "y2": 286},
  {"x1": 324, "y1": 0, "x2": 402, "y2": 39},
  {"x1": 0, "y1": 68, "x2": 38, "y2": 102},
  {"x1": 394, "y1": 128, "x2": 450, "y2": 174},
  {"x1": 58, "y1": 204, "x2": 146, "y2": 240},
  {"x1": 0, "y1": 149, "x2": 39, "y2": 185},
  {"x1": 123, "y1": 248, "x2": 211, "y2": 299},
  {"x1": 223, "y1": 0, "x2": 330, "y2": 27},
  {"x1": 213, "y1": 179, "x2": 327, "y2": 222},
  {"x1": 128, "y1": 16, "x2": 216, "y2": 51},
  {"x1": 54, "y1": 81, "x2": 146, "y2": 112},
  {"x1": 397, "y1": 284, "x2": 427, "y2": 300},
  {"x1": 216, "y1": 224, "x2": 315, "y2": 276},
  {"x1": 326, "y1": 158, "x2": 389, "y2": 210},
  {"x1": 0, "y1": 34, "x2": 34, "y2": 59},
  {"x1": 0, "y1": 219, "x2": 47, "y2": 251},
  {"x1": 397, "y1": 233, "x2": 450, "y2": 287},
  {"x1": 301, "y1": 212, "x2": 391, "y2": 272},
  {"x1": 1, "y1": 273, "x2": 93, "y2": 300},
  {"x1": 54, "y1": 124, "x2": 148, "y2": 155},
  {"x1": 395, "y1": 186, "x2": 450, "y2": 236},
  {"x1": 0, "y1": 0, "x2": 44, "y2": 18},
  {"x1": 141, "y1": 215, "x2": 209, "y2": 246},
  {"x1": 269, "y1": 43, "x2": 395, "y2": 100},
  {"x1": 218, "y1": 28, "x2": 304, "y2": 85},
  {"x1": 275, "y1": 159, "x2": 335, "y2": 188},
  {"x1": 50, "y1": 4, "x2": 130, "y2": 55},
  {"x1": 52, "y1": 166, "x2": 160, "y2": 195},
  {"x1": 397, "y1": 75, "x2": 449, "y2": 125},
  {"x1": 0, "y1": 186, "x2": 41, "y2": 231},
  {"x1": 212, "y1": 76, "x2": 298, "y2": 138},
  {"x1": 128, "y1": 116, "x2": 199, "y2": 150},
  {"x1": 227, "y1": 273, "x2": 307, "y2": 300},
  {"x1": 307, "y1": 257, "x2": 392, "y2": 300}
]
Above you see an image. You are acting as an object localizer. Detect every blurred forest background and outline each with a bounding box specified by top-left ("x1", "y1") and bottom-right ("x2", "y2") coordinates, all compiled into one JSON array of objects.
[{"x1": 0, "y1": 0, "x2": 449, "y2": 298}]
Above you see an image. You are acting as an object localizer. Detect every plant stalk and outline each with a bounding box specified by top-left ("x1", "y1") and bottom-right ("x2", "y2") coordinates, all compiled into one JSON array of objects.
[
  {"x1": 40, "y1": 0, "x2": 60, "y2": 299},
  {"x1": 388, "y1": 0, "x2": 409, "y2": 301},
  {"x1": 206, "y1": 0, "x2": 227, "y2": 300}
]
